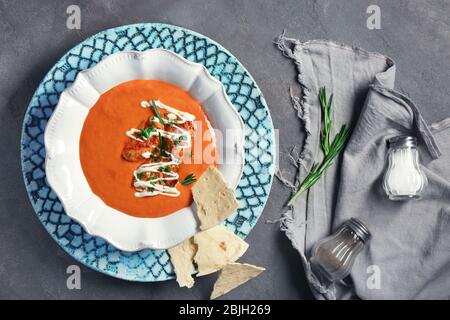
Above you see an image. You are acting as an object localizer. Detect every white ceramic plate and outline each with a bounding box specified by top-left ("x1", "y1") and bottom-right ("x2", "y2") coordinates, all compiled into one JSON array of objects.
[{"x1": 44, "y1": 48, "x2": 244, "y2": 251}]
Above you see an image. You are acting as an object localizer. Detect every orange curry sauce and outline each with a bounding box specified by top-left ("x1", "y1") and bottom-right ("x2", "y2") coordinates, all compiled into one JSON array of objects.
[{"x1": 79, "y1": 80, "x2": 217, "y2": 218}]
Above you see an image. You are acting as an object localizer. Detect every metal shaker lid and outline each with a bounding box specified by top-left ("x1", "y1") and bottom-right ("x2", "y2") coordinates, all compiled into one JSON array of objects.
[
  {"x1": 344, "y1": 218, "x2": 371, "y2": 243},
  {"x1": 387, "y1": 135, "x2": 417, "y2": 149}
]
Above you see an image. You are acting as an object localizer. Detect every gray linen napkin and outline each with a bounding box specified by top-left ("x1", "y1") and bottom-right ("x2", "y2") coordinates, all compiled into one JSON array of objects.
[{"x1": 275, "y1": 33, "x2": 450, "y2": 300}]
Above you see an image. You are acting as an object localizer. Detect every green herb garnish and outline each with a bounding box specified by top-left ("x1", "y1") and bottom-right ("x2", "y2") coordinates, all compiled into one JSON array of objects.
[
  {"x1": 164, "y1": 139, "x2": 171, "y2": 153},
  {"x1": 157, "y1": 133, "x2": 171, "y2": 156},
  {"x1": 136, "y1": 173, "x2": 145, "y2": 180},
  {"x1": 151, "y1": 100, "x2": 165, "y2": 125},
  {"x1": 181, "y1": 173, "x2": 197, "y2": 186},
  {"x1": 287, "y1": 87, "x2": 351, "y2": 206},
  {"x1": 174, "y1": 135, "x2": 186, "y2": 146},
  {"x1": 158, "y1": 132, "x2": 163, "y2": 150},
  {"x1": 139, "y1": 125, "x2": 155, "y2": 140}
]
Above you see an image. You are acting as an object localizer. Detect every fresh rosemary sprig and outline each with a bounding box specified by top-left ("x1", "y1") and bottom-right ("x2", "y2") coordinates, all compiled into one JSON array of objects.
[
  {"x1": 287, "y1": 87, "x2": 351, "y2": 206},
  {"x1": 181, "y1": 173, "x2": 197, "y2": 186},
  {"x1": 319, "y1": 87, "x2": 333, "y2": 155}
]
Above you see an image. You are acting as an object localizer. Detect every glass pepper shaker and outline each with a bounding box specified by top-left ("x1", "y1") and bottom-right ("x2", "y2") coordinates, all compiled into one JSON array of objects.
[
  {"x1": 383, "y1": 136, "x2": 427, "y2": 200},
  {"x1": 310, "y1": 218, "x2": 371, "y2": 284}
]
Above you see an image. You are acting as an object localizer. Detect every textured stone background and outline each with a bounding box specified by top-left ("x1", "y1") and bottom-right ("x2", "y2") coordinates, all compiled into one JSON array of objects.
[{"x1": 0, "y1": 0, "x2": 448, "y2": 299}]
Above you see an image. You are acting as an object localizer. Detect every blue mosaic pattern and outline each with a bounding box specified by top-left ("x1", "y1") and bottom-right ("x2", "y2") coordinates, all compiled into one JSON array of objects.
[{"x1": 21, "y1": 24, "x2": 275, "y2": 282}]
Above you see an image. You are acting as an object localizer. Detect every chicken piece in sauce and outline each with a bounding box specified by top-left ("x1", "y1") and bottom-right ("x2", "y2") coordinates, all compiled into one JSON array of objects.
[
  {"x1": 123, "y1": 112, "x2": 194, "y2": 163},
  {"x1": 122, "y1": 135, "x2": 159, "y2": 162}
]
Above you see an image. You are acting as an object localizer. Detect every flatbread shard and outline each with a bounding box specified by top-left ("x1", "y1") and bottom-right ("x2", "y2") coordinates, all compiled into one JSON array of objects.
[
  {"x1": 194, "y1": 225, "x2": 249, "y2": 276},
  {"x1": 168, "y1": 238, "x2": 197, "y2": 288},
  {"x1": 192, "y1": 166, "x2": 239, "y2": 230},
  {"x1": 211, "y1": 263, "x2": 265, "y2": 299}
]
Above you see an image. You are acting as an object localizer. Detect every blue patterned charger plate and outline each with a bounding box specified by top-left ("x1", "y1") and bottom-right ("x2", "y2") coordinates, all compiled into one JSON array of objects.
[{"x1": 21, "y1": 23, "x2": 275, "y2": 281}]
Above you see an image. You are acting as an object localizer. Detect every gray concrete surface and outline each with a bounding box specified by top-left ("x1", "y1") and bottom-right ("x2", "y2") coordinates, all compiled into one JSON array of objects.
[{"x1": 0, "y1": 0, "x2": 448, "y2": 299}]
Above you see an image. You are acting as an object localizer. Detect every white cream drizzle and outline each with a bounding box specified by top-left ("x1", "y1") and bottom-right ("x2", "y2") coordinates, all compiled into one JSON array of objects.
[
  {"x1": 125, "y1": 100, "x2": 196, "y2": 198},
  {"x1": 141, "y1": 100, "x2": 196, "y2": 122},
  {"x1": 126, "y1": 128, "x2": 145, "y2": 142},
  {"x1": 133, "y1": 160, "x2": 180, "y2": 197}
]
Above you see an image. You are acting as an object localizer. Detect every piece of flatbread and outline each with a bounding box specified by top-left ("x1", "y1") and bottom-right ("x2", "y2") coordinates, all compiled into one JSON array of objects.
[
  {"x1": 192, "y1": 166, "x2": 239, "y2": 230},
  {"x1": 168, "y1": 238, "x2": 197, "y2": 288},
  {"x1": 211, "y1": 263, "x2": 265, "y2": 299},
  {"x1": 194, "y1": 225, "x2": 249, "y2": 276}
]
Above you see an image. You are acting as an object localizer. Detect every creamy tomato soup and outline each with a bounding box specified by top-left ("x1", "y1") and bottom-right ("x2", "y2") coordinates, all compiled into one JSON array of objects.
[{"x1": 79, "y1": 80, "x2": 217, "y2": 218}]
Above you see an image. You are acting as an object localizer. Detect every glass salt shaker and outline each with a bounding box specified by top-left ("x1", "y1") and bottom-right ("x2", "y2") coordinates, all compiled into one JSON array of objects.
[
  {"x1": 310, "y1": 218, "x2": 371, "y2": 284},
  {"x1": 383, "y1": 136, "x2": 427, "y2": 200}
]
